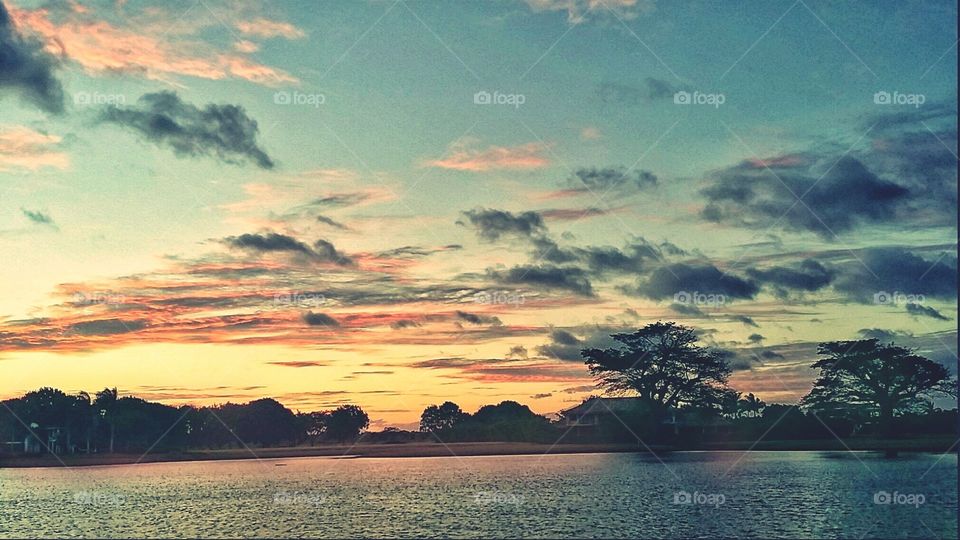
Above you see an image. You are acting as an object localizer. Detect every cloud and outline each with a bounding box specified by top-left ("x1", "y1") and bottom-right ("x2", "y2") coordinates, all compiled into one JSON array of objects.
[
  {"x1": 21, "y1": 207, "x2": 56, "y2": 228},
  {"x1": 906, "y1": 303, "x2": 950, "y2": 321},
  {"x1": 316, "y1": 215, "x2": 348, "y2": 230},
  {"x1": 536, "y1": 326, "x2": 619, "y2": 361},
  {"x1": 731, "y1": 315, "x2": 759, "y2": 327},
  {"x1": 832, "y1": 248, "x2": 957, "y2": 302},
  {"x1": 224, "y1": 232, "x2": 353, "y2": 265},
  {"x1": 670, "y1": 302, "x2": 707, "y2": 317},
  {"x1": 488, "y1": 265, "x2": 594, "y2": 296},
  {"x1": 455, "y1": 311, "x2": 503, "y2": 326},
  {"x1": 566, "y1": 166, "x2": 657, "y2": 195},
  {"x1": 747, "y1": 333, "x2": 764, "y2": 344},
  {"x1": 701, "y1": 155, "x2": 913, "y2": 238},
  {"x1": 11, "y1": 3, "x2": 297, "y2": 86},
  {"x1": 67, "y1": 318, "x2": 146, "y2": 336},
  {"x1": 234, "y1": 18, "x2": 305, "y2": 39},
  {"x1": 100, "y1": 92, "x2": 274, "y2": 168},
  {"x1": 425, "y1": 140, "x2": 550, "y2": 171},
  {"x1": 597, "y1": 78, "x2": 685, "y2": 105},
  {"x1": 628, "y1": 263, "x2": 758, "y2": 301},
  {"x1": 857, "y1": 328, "x2": 915, "y2": 342},
  {"x1": 303, "y1": 312, "x2": 339, "y2": 327},
  {"x1": 746, "y1": 259, "x2": 834, "y2": 297},
  {"x1": 0, "y1": 125, "x2": 67, "y2": 171},
  {"x1": 525, "y1": 0, "x2": 654, "y2": 23},
  {"x1": 0, "y1": 1, "x2": 63, "y2": 113},
  {"x1": 459, "y1": 208, "x2": 546, "y2": 241},
  {"x1": 390, "y1": 319, "x2": 421, "y2": 329}
]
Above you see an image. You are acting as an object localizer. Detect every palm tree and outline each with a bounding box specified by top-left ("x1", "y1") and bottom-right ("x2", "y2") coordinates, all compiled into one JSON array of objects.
[{"x1": 94, "y1": 388, "x2": 118, "y2": 453}]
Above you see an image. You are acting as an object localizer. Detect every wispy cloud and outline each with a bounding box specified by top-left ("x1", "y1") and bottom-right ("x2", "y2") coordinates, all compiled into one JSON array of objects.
[{"x1": 425, "y1": 140, "x2": 551, "y2": 172}]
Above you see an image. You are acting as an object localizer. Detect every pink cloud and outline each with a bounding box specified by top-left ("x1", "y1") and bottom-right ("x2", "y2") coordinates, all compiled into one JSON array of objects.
[
  {"x1": 425, "y1": 141, "x2": 551, "y2": 172},
  {"x1": 0, "y1": 126, "x2": 68, "y2": 171},
  {"x1": 9, "y1": 5, "x2": 298, "y2": 87},
  {"x1": 235, "y1": 18, "x2": 305, "y2": 39}
]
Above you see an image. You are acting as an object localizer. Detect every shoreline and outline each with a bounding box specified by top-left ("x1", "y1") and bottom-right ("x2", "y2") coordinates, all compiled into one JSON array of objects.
[{"x1": 1, "y1": 437, "x2": 955, "y2": 468}]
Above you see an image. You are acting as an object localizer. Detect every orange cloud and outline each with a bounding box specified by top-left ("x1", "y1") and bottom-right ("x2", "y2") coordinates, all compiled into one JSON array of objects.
[
  {"x1": 235, "y1": 18, "x2": 305, "y2": 39},
  {"x1": 425, "y1": 141, "x2": 551, "y2": 172},
  {"x1": 0, "y1": 125, "x2": 68, "y2": 171},
  {"x1": 10, "y1": 5, "x2": 298, "y2": 87}
]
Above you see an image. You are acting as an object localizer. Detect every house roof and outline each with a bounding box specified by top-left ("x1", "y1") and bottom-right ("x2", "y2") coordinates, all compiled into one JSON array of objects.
[{"x1": 561, "y1": 396, "x2": 643, "y2": 416}]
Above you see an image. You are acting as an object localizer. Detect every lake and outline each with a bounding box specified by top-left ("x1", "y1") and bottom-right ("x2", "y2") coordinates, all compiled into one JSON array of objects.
[{"x1": 0, "y1": 451, "x2": 956, "y2": 538}]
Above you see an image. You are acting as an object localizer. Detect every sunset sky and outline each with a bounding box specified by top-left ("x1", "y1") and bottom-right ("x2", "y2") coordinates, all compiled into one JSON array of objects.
[{"x1": 1, "y1": 0, "x2": 956, "y2": 429}]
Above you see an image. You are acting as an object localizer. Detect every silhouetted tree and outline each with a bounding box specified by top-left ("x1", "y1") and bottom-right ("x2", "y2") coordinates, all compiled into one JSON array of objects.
[
  {"x1": 419, "y1": 402, "x2": 468, "y2": 433},
  {"x1": 582, "y1": 322, "x2": 732, "y2": 422},
  {"x1": 324, "y1": 405, "x2": 369, "y2": 442},
  {"x1": 236, "y1": 398, "x2": 299, "y2": 446},
  {"x1": 94, "y1": 388, "x2": 119, "y2": 453},
  {"x1": 801, "y1": 339, "x2": 956, "y2": 437}
]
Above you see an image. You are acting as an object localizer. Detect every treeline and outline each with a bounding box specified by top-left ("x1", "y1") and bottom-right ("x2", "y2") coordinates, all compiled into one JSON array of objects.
[
  {"x1": 0, "y1": 387, "x2": 369, "y2": 454},
  {"x1": 419, "y1": 400, "x2": 556, "y2": 443}
]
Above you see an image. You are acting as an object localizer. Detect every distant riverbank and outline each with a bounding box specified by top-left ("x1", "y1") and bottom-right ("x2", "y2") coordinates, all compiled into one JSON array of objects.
[{"x1": 1, "y1": 436, "x2": 954, "y2": 468}]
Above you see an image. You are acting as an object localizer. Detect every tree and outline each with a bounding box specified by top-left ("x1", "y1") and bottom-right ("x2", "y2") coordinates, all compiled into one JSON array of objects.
[
  {"x1": 801, "y1": 339, "x2": 955, "y2": 437},
  {"x1": 581, "y1": 322, "x2": 732, "y2": 421},
  {"x1": 94, "y1": 388, "x2": 118, "y2": 453},
  {"x1": 739, "y1": 393, "x2": 765, "y2": 418},
  {"x1": 236, "y1": 398, "x2": 299, "y2": 446},
  {"x1": 419, "y1": 402, "x2": 468, "y2": 433},
  {"x1": 324, "y1": 405, "x2": 369, "y2": 442}
]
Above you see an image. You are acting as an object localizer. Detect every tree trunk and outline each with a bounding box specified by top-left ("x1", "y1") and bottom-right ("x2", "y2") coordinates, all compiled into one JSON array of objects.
[{"x1": 109, "y1": 423, "x2": 115, "y2": 453}]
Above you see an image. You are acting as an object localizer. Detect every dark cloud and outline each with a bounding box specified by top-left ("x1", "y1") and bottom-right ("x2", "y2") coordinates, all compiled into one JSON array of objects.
[
  {"x1": 833, "y1": 248, "x2": 957, "y2": 302},
  {"x1": 530, "y1": 393, "x2": 552, "y2": 399},
  {"x1": 459, "y1": 208, "x2": 546, "y2": 241},
  {"x1": 747, "y1": 333, "x2": 764, "y2": 344},
  {"x1": 67, "y1": 319, "x2": 146, "y2": 336},
  {"x1": 455, "y1": 310, "x2": 503, "y2": 326},
  {"x1": 861, "y1": 100, "x2": 956, "y2": 132},
  {"x1": 0, "y1": 1, "x2": 64, "y2": 113},
  {"x1": 857, "y1": 328, "x2": 915, "y2": 341},
  {"x1": 307, "y1": 193, "x2": 370, "y2": 209},
  {"x1": 597, "y1": 78, "x2": 688, "y2": 105},
  {"x1": 566, "y1": 167, "x2": 657, "y2": 195},
  {"x1": 224, "y1": 233, "x2": 352, "y2": 265},
  {"x1": 21, "y1": 207, "x2": 56, "y2": 228},
  {"x1": 316, "y1": 215, "x2": 348, "y2": 230},
  {"x1": 731, "y1": 315, "x2": 759, "y2": 327},
  {"x1": 390, "y1": 319, "x2": 421, "y2": 329},
  {"x1": 536, "y1": 326, "x2": 618, "y2": 362},
  {"x1": 746, "y1": 259, "x2": 834, "y2": 297},
  {"x1": 507, "y1": 345, "x2": 528, "y2": 359},
  {"x1": 906, "y1": 303, "x2": 951, "y2": 321},
  {"x1": 303, "y1": 312, "x2": 339, "y2": 327},
  {"x1": 701, "y1": 156, "x2": 911, "y2": 238},
  {"x1": 100, "y1": 91, "x2": 274, "y2": 168},
  {"x1": 488, "y1": 265, "x2": 594, "y2": 296},
  {"x1": 759, "y1": 350, "x2": 784, "y2": 360},
  {"x1": 531, "y1": 237, "x2": 662, "y2": 275},
  {"x1": 670, "y1": 303, "x2": 707, "y2": 317},
  {"x1": 628, "y1": 263, "x2": 758, "y2": 301}
]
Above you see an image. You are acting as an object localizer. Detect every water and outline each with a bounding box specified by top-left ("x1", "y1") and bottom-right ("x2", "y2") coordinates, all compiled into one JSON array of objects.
[{"x1": 0, "y1": 451, "x2": 956, "y2": 538}]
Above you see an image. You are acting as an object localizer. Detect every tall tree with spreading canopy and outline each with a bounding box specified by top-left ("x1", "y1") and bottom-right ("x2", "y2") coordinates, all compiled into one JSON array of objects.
[
  {"x1": 419, "y1": 401, "x2": 468, "y2": 433},
  {"x1": 581, "y1": 322, "x2": 733, "y2": 420},
  {"x1": 801, "y1": 339, "x2": 956, "y2": 437}
]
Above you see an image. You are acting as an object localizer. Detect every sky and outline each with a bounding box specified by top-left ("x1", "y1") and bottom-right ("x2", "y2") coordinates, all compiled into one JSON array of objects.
[{"x1": 0, "y1": 0, "x2": 956, "y2": 429}]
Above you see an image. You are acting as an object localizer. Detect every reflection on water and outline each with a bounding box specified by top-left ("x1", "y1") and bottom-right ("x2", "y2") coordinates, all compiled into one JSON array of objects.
[{"x1": 0, "y1": 451, "x2": 956, "y2": 538}]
